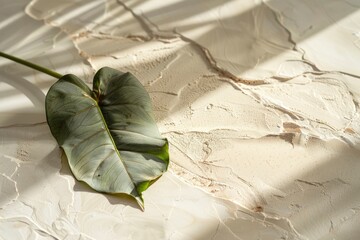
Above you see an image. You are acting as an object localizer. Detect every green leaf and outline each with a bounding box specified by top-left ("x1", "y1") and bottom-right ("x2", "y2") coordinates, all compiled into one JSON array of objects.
[{"x1": 45, "y1": 67, "x2": 169, "y2": 209}]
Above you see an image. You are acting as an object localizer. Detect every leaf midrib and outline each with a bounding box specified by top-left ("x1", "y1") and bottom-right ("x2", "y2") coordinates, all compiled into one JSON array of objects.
[{"x1": 90, "y1": 95, "x2": 139, "y2": 195}]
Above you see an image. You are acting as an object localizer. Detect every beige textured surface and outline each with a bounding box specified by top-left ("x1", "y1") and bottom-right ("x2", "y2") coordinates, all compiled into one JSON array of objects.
[{"x1": 1, "y1": 0, "x2": 360, "y2": 239}]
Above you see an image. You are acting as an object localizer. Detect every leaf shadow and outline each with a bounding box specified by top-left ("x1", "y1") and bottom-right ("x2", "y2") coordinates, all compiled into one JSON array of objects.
[{"x1": 0, "y1": 0, "x2": 359, "y2": 236}]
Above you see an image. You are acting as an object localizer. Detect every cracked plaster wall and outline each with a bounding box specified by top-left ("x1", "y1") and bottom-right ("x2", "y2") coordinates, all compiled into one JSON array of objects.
[{"x1": 0, "y1": 0, "x2": 360, "y2": 239}]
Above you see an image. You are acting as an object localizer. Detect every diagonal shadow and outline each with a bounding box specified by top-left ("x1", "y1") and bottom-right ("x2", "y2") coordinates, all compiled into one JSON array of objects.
[
  {"x1": 0, "y1": 2, "x2": 359, "y2": 237},
  {"x1": 185, "y1": 138, "x2": 360, "y2": 239},
  {"x1": 1, "y1": 0, "x2": 359, "y2": 119}
]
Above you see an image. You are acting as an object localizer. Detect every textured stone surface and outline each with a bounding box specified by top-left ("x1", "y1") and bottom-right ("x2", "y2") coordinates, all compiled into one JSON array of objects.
[{"x1": 1, "y1": 0, "x2": 360, "y2": 239}]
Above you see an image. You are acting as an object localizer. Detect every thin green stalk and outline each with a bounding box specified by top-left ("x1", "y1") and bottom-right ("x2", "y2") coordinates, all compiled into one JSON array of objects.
[{"x1": 0, "y1": 51, "x2": 63, "y2": 79}]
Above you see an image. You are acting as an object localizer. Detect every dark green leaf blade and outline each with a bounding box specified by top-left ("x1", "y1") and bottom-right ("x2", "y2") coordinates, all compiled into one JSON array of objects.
[{"x1": 46, "y1": 68, "x2": 169, "y2": 209}]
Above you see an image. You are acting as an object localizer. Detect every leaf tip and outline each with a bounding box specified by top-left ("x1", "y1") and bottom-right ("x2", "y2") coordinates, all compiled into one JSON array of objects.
[{"x1": 135, "y1": 195, "x2": 145, "y2": 211}]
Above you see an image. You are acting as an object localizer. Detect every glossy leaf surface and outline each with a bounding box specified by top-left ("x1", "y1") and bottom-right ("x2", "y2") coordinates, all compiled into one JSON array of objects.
[{"x1": 46, "y1": 67, "x2": 169, "y2": 209}]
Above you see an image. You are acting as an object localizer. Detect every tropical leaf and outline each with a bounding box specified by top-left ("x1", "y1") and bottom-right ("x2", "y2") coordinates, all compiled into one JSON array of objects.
[{"x1": 45, "y1": 67, "x2": 169, "y2": 209}]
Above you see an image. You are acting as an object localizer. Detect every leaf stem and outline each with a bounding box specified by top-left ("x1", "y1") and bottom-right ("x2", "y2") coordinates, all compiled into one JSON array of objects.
[{"x1": 0, "y1": 51, "x2": 63, "y2": 79}]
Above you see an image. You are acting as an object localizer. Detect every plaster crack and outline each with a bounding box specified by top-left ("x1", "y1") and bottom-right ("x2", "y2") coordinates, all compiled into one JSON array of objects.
[
  {"x1": 116, "y1": 0, "x2": 154, "y2": 39},
  {"x1": 175, "y1": 30, "x2": 265, "y2": 86},
  {"x1": 117, "y1": 0, "x2": 266, "y2": 86},
  {"x1": 24, "y1": 3, "x2": 96, "y2": 76},
  {"x1": 116, "y1": 0, "x2": 179, "y2": 44}
]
